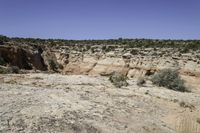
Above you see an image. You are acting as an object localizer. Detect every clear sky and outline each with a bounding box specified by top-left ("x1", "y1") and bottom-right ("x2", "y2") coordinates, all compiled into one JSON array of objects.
[{"x1": 0, "y1": 0, "x2": 200, "y2": 39}]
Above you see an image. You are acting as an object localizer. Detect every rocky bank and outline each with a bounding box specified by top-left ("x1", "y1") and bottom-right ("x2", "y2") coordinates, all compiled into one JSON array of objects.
[{"x1": 1, "y1": 43, "x2": 199, "y2": 90}]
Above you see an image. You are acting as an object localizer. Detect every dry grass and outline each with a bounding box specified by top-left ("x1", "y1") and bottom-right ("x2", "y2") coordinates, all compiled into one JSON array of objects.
[{"x1": 179, "y1": 101, "x2": 195, "y2": 110}]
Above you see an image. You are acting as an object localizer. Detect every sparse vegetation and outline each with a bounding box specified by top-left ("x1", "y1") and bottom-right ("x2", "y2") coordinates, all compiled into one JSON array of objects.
[
  {"x1": 102, "y1": 45, "x2": 113, "y2": 52},
  {"x1": 0, "y1": 35, "x2": 199, "y2": 50},
  {"x1": 85, "y1": 45, "x2": 91, "y2": 51},
  {"x1": 179, "y1": 101, "x2": 195, "y2": 110},
  {"x1": 0, "y1": 67, "x2": 9, "y2": 74},
  {"x1": 48, "y1": 59, "x2": 58, "y2": 71},
  {"x1": 137, "y1": 77, "x2": 146, "y2": 86},
  {"x1": 8, "y1": 66, "x2": 20, "y2": 74},
  {"x1": 145, "y1": 90, "x2": 149, "y2": 95},
  {"x1": 151, "y1": 69, "x2": 187, "y2": 92},
  {"x1": 0, "y1": 35, "x2": 9, "y2": 43},
  {"x1": 109, "y1": 72, "x2": 128, "y2": 88},
  {"x1": 0, "y1": 66, "x2": 20, "y2": 74}
]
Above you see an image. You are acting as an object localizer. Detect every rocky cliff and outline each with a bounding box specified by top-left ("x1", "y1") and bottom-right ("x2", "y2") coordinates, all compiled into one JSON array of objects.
[
  {"x1": 59, "y1": 46, "x2": 200, "y2": 77},
  {"x1": 53, "y1": 44, "x2": 200, "y2": 90},
  {"x1": 0, "y1": 43, "x2": 200, "y2": 89}
]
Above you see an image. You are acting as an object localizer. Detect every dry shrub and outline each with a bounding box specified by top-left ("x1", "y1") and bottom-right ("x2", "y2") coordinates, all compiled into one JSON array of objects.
[
  {"x1": 48, "y1": 59, "x2": 58, "y2": 71},
  {"x1": 179, "y1": 101, "x2": 195, "y2": 110},
  {"x1": 151, "y1": 69, "x2": 188, "y2": 92},
  {"x1": 109, "y1": 72, "x2": 128, "y2": 88},
  {"x1": 0, "y1": 66, "x2": 20, "y2": 74}
]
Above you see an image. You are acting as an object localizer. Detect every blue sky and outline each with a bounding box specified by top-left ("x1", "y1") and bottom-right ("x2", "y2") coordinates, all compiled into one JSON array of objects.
[{"x1": 0, "y1": 0, "x2": 200, "y2": 39}]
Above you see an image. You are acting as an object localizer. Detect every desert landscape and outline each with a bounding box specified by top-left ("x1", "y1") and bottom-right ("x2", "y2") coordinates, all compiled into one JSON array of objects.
[{"x1": 0, "y1": 36, "x2": 200, "y2": 133}]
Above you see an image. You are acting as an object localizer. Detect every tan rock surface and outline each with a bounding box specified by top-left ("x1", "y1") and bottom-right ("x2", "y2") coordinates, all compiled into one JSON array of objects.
[{"x1": 0, "y1": 73, "x2": 200, "y2": 133}]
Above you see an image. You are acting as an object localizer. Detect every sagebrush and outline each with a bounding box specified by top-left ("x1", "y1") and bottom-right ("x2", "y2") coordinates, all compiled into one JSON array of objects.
[
  {"x1": 109, "y1": 72, "x2": 128, "y2": 88},
  {"x1": 0, "y1": 66, "x2": 20, "y2": 74},
  {"x1": 151, "y1": 69, "x2": 187, "y2": 92}
]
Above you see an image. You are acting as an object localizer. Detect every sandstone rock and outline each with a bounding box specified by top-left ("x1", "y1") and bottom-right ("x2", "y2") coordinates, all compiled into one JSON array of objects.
[
  {"x1": 1, "y1": 43, "x2": 200, "y2": 87},
  {"x1": 0, "y1": 46, "x2": 47, "y2": 70}
]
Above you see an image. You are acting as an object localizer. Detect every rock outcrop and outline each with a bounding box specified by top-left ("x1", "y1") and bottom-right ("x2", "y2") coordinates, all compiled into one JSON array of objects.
[
  {"x1": 0, "y1": 45, "x2": 47, "y2": 70},
  {"x1": 56, "y1": 45, "x2": 200, "y2": 90},
  {"x1": 1, "y1": 43, "x2": 200, "y2": 89},
  {"x1": 58, "y1": 46, "x2": 200, "y2": 79}
]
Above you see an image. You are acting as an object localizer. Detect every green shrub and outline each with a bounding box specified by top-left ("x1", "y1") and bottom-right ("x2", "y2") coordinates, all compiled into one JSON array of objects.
[
  {"x1": 85, "y1": 45, "x2": 91, "y2": 51},
  {"x1": 151, "y1": 69, "x2": 187, "y2": 92},
  {"x1": 0, "y1": 35, "x2": 9, "y2": 42},
  {"x1": 109, "y1": 72, "x2": 128, "y2": 88},
  {"x1": 102, "y1": 46, "x2": 113, "y2": 52}
]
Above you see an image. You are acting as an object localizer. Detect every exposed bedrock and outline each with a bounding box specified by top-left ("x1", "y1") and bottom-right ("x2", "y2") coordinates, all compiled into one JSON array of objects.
[
  {"x1": 0, "y1": 46, "x2": 47, "y2": 70},
  {"x1": 1, "y1": 44, "x2": 200, "y2": 89},
  {"x1": 61, "y1": 50, "x2": 200, "y2": 78},
  {"x1": 58, "y1": 47, "x2": 200, "y2": 90}
]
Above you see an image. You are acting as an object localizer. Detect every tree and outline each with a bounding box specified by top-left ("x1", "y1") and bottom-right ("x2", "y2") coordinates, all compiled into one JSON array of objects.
[{"x1": 0, "y1": 35, "x2": 9, "y2": 43}]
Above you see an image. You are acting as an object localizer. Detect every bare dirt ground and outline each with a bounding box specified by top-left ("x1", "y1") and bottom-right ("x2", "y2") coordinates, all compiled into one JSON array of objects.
[{"x1": 0, "y1": 73, "x2": 200, "y2": 133}]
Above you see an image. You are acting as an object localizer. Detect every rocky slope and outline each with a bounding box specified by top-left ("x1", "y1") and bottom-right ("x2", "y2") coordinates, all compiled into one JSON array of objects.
[
  {"x1": 1, "y1": 43, "x2": 200, "y2": 90},
  {"x1": 55, "y1": 44, "x2": 200, "y2": 91},
  {"x1": 0, "y1": 73, "x2": 200, "y2": 133}
]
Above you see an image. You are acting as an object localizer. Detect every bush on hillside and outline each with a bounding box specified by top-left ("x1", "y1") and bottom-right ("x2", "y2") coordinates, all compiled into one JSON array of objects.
[
  {"x1": 48, "y1": 59, "x2": 58, "y2": 71},
  {"x1": 0, "y1": 67, "x2": 9, "y2": 74},
  {"x1": 151, "y1": 69, "x2": 187, "y2": 92},
  {"x1": 0, "y1": 66, "x2": 20, "y2": 74},
  {"x1": 8, "y1": 66, "x2": 20, "y2": 74},
  {"x1": 109, "y1": 72, "x2": 128, "y2": 88}
]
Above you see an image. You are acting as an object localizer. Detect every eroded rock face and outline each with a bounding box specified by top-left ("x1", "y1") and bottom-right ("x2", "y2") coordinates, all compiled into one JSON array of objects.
[
  {"x1": 56, "y1": 46, "x2": 200, "y2": 90},
  {"x1": 1, "y1": 44, "x2": 200, "y2": 88},
  {"x1": 0, "y1": 46, "x2": 47, "y2": 70},
  {"x1": 60, "y1": 47, "x2": 200, "y2": 78}
]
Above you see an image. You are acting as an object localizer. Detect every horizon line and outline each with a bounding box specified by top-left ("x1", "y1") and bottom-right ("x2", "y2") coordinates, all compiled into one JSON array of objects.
[{"x1": 1, "y1": 34, "x2": 200, "y2": 41}]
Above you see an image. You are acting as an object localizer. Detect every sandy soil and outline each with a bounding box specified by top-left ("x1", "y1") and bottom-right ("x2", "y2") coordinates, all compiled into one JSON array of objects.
[{"x1": 0, "y1": 73, "x2": 200, "y2": 133}]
